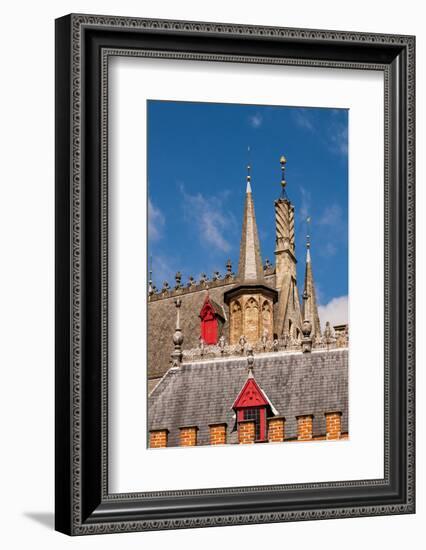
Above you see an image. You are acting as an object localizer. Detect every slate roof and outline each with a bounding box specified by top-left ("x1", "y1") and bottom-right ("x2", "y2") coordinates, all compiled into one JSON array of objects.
[{"x1": 148, "y1": 349, "x2": 348, "y2": 447}]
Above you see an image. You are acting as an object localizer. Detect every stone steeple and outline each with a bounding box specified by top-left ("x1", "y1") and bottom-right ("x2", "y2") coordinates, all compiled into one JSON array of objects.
[
  {"x1": 237, "y1": 166, "x2": 265, "y2": 283},
  {"x1": 301, "y1": 231, "x2": 321, "y2": 340},
  {"x1": 224, "y1": 164, "x2": 278, "y2": 346},
  {"x1": 274, "y1": 156, "x2": 303, "y2": 339}
]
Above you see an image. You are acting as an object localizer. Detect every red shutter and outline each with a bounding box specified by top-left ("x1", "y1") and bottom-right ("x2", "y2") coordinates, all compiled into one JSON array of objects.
[
  {"x1": 200, "y1": 296, "x2": 219, "y2": 345},
  {"x1": 201, "y1": 317, "x2": 218, "y2": 344}
]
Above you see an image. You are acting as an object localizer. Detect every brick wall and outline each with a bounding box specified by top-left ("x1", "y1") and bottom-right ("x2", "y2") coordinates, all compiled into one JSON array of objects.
[
  {"x1": 268, "y1": 416, "x2": 285, "y2": 442},
  {"x1": 209, "y1": 423, "x2": 227, "y2": 445},
  {"x1": 151, "y1": 413, "x2": 345, "y2": 448},
  {"x1": 179, "y1": 426, "x2": 198, "y2": 446},
  {"x1": 238, "y1": 419, "x2": 255, "y2": 444},
  {"x1": 296, "y1": 415, "x2": 313, "y2": 441},
  {"x1": 149, "y1": 429, "x2": 168, "y2": 448},
  {"x1": 325, "y1": 411, "x2": 342, "y2": 440}
]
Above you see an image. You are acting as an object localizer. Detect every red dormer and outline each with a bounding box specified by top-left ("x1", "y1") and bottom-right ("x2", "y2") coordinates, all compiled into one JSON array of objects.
[
  {"x1": 199, "y1": 294, "x2": 225, "y2": 345},
  {"x1": 232, "y1": 376, "x2": 270, "y2": 442}
]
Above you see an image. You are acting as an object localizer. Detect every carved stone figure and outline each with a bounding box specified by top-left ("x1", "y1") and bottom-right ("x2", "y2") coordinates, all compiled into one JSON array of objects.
[{"x1": 239, "y1": 334, "x2": 247, "y2": 354}]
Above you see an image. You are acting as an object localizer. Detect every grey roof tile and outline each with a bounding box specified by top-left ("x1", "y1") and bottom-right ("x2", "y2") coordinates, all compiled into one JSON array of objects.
[{"x1": 148, "y1": 349, "x2": 348, "y2": 447}]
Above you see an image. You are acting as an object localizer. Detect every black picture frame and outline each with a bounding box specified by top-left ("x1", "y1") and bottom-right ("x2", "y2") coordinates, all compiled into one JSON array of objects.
[{"x1": 55, "y1": 13, "x2": 415, "y2": 535}]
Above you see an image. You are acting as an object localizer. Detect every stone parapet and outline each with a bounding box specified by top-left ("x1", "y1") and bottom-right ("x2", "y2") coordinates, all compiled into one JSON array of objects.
[
  {"x1": 181, "y1": 332, "x2": 348, "y2": 362},
  {"x1": 148, "y1": 267, "x2": 277, "y2": 302}
]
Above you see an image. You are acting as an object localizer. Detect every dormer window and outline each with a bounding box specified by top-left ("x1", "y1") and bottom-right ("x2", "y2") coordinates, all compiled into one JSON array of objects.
[
  {"x1": 199, "y1": 295, "x2": 226, "y2": 345},
  {"x1": 232, "y1": 376, "x2": 272, "y2": 442}
]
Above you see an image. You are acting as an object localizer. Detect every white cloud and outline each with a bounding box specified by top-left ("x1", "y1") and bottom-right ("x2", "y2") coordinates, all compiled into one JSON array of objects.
[
  {"x1": 299, "y1": 186, "x2": 312, "y2": 222},
  {"x1": 293, "y1": 108, "x2": 347, "y2": 157},
  {"x1": 318, "y1": 204, "x2": 343, "y2": 227},
  {"x1": 328, "y1": 124, "x2": 348, "y2": 156},
  {"x1": 293, "y1": 108, "x2": 314, "y2": 131},
  {"x1": 180, "y1": 185, "x2": 235, "y2": 253},
  {"x1": 318, "y1": 295, "x2": 348, "y2": 331},
  {"x1": 148, "y1": 197, "x2": 165, "y2": 241},
  {"x1": 313, "y1": 283, "x2": 324, "y2": 306},
  {"x1": 249, "y1": 113, "x2": 263, "y2": 128},
  {"x1": 321, "y1": 242, "x2": 337, "y2": 257},
  {"x1": 316, "y1": 204, "x2": 346, "y2": 258}
]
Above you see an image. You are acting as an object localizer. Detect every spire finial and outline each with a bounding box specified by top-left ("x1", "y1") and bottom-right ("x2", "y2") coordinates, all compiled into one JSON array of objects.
[
  {"x1": 246, "y1": 163, "x2": 252, "y2": 193},
  {"x1": 246, "y1": 146, "x2": 252, "y2": 193},
  {"x1": 306, "y1": 216, "x2": 311, "y2": 254},
  {"x1": 171, "y1": 298, "x2": 184, "y2": 367},
  {"x1": 148, "y1": 255, "x2": 154, "y2": 295},
  {"x1": 279, "y1": 155, "x2": 287, "y2": 198}
]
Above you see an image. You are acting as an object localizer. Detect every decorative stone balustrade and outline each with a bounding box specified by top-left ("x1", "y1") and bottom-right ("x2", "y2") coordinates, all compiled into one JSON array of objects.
[{"x1": 181, "y1": 330, "x2": 348, "y2": 363}]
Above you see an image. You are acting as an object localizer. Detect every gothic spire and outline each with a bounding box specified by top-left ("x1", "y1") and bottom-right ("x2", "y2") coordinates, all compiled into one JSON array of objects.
[
  {"x1": 237, "y1": 164, "x2": 265, "y2": 283},
  {"x1": 224, "y1": 162, "x2": 278, "y2": 346},
  {"x1": 274, "y1": 155, "x2": 295, "y2": 265},
  {"x1": 274, "y1": 155, "x2": 303, "y2": 339},
  {"x1": 301, "y1": 223, "x2": 321, "y2": 339}
]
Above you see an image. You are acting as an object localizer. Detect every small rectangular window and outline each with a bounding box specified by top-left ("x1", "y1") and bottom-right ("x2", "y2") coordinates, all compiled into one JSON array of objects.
[{"x1": 244, "y1": 408, "x2": 261, "y2": 441}]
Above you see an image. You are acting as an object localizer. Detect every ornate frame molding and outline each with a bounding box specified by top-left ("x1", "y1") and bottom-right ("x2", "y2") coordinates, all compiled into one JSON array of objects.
[{"x1": 55, "y1": 14, "x2": 415, "y2": 535}]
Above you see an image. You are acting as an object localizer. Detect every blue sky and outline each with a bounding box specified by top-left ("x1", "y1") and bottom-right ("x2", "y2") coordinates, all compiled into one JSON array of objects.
[{"x1": 147, "y1": 100, "x2": 348, "y2": 325}]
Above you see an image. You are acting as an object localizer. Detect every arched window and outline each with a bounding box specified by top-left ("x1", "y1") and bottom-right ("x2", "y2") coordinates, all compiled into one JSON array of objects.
[
  {"x1": 230, "y1": 300, "x2": 242, "y2": 343},
  {"x1": 245, "y1": 298, "x2": 259, "y2": 343},
  {"x1": 261, "y1": 300, "x2": 272, "y2": 338}
]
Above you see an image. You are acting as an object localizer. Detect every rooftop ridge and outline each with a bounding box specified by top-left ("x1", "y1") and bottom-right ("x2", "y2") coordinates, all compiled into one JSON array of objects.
[{"x1": 181, "y1": 346, "x2": 349, "y2": 367}]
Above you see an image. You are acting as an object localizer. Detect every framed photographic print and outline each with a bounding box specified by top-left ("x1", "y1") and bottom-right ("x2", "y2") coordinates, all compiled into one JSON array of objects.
[{"x1": 55, "y1": 14, "x2": 415, "y2": 535}]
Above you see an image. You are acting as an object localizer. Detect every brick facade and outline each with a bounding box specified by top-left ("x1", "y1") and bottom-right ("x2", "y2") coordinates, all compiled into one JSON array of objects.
[
  {"x1": 209, "y1": 423, "x2": 227, "y2": 445},
  {"x1": 325, "y1": 411, "x2": 342, "y2": 440},
  {"x1": 149, "y1": 429, "x2": 169, "y2": 448},
  {"x1": 179, "y1": 426, "x2": 198, "y2": 447},
  {"x1": 238, "y1": 419, "x2": 255, "y2": 444},
  {"x1": 151, "y1": 414, "x2": 344, "y2": 447},
  {"x1": 268, "y1": 416, "x2": 285, "y2": 442},
  {"x1": 296, "y1": 414, "x2": 313, "y2": 441}
]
